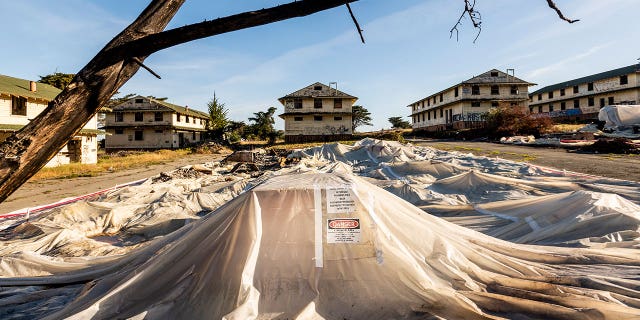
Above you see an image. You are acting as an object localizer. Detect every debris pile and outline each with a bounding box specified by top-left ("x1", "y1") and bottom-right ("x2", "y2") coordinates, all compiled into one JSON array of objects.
[{"x1": 1, "y1": 139, "x2": 640, "y2": 319}]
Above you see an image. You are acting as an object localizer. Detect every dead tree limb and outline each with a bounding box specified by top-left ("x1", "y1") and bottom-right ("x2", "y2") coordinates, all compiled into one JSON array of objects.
[
  {"x1": 0, "y1": 0, "x2": 356, "y2": 203},
  {"x1": 450, "y1": 0, "x2": 482, "y2": 43},
  {"x1": 546, "y1": 0, "x2": 579, "y2": 23}
]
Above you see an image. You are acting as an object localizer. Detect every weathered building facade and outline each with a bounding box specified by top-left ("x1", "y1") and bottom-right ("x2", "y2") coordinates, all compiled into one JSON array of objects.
[
  {"x1": 0, "y1": 74, "x2": 99, "y2": 167},
  {"x1": 528, "y1": 64, "x2": 640, "y2": 122},
  {"x1": 278, "y1": 82, "x2": 357, "y2": 143},
  {"x1": 409, "y1": 69, "x2": 534, "y2": 132},
  {"x1": 105, "y1": 96, "x2": 208, "y2": 151}
]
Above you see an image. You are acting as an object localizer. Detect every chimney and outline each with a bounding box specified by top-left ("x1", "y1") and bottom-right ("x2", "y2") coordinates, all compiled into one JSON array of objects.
[{"x1": 29, "y1": 81, "x2": 37, "y2": 92}]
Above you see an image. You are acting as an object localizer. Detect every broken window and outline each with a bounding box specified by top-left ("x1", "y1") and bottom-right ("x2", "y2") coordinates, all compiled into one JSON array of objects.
[
  {"x1": 573, "y1": 99, "x2": 580, "y2": 109},
  {"x1": 115, "y1": 128, "x2": 124, "y2": 134},
  {"x1": 510, "y1": 85, "x2": 518, "y2": 95},
  {"x1": 313, "y1": 116, "x2": 322, "y2": 121},
  {"x1": 454, "y1": 87, "x2": 459, "y2": 97},
  {"x1": 135, "y1": 98, "x2": 143, "y2": 103},
  {"x1": 115, "y1": 112, "x2": 124, "y2": 122},
  {"x1": 134, "y1": 130, "x2": 143, "y2": 141},
  {"x1": 620, "y1": 75, "x2": 628, "y2": 85},
  {"x1": 560, "y1": 88, "x2": 565, "y2": 96},
  {"x1": 472, "y1": 85, "x2": 480, "y2": 95},
  {"x1": 134, "y1": 112, "x2": 143, "y2": 122},
  {"x1": 560, "y1": 102, "x2": 566, "y2": 110},
  {"x1": 491, "y1": 85, "x2": 499, "y2": 95},
  {"x1": 154, "y1": 112, "x2": 163, "y2": 121},
  {"x1": 11, "y1": 96, "x2": 27, "y2": 116},
  {"x1": 334, "y1": 116, "x2": 342, "y2": 121},
  {"x1": 294, "y1": 116, "x2": 303, "y2": 121},
  {"x1": 588, "y1": 97, "x2": 594, "y2": 106},
  {"x1": 490, "y1": 71, "x2": 499, "y2": 77},
  {"x1": 588, "y1": 82, "x2": 594, "y2": 91},
  {"x1": 334, "y1": 98, "x2": 342, "y2": 109},
  {"x1": 314, "y1": 98, "x2": 322, "y2": 109},
  {"x1": 573, "y1": 86, "x2": 579, "y2": 93},
  {"x1": 294, "y1": 99, "x2": 302, "y2": 109}
]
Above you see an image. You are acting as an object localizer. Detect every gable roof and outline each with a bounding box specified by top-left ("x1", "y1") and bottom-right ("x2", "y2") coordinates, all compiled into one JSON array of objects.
[
  {"x1": 114, "y1": 96, "x2": 209, "y2": 118},
  {"x1": 0, "y1": 74, "x2": 61, "y2": 101},
  {"x1": 462, "y1": 69, "x2": 534, "y2": 85},
  {"x1": 529, "y1": 64, "x2": 640, "y2": 96},
  {"x1": 278, "y1": 82, "x2": 357, "y2": 103}
]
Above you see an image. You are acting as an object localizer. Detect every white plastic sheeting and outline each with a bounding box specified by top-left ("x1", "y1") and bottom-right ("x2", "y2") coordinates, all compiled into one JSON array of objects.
[
  {"x1": 2, "y1": 139, "x2": 640, "y2": 319},
  {"x1": 598, "y1": 105, "x2": 640, "y2": 128}
]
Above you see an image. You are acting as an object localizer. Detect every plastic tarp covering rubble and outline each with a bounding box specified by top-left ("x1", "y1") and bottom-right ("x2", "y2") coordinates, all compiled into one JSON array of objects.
[
  {"x1": 598, "y1": 105, "x2": 640, "y2": 128},
  {"x1": 1, "y1": 139, "x2": 640, "y2": 319}
]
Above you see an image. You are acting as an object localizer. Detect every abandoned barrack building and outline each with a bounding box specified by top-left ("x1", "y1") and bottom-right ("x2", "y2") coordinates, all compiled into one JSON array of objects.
[
  {"x1": 278, "y1": 82, "x2": 357, "y2": 143},
  {"x1": 408, "y1": 69, "x2": 535, "y2": 132},
  {"x1": 528, "y1": 64, "x2": 640, "y2": 121},
  {"x1": 104, "y1": 96, "x2": 209, "y2": 152},
  {"x1": 0, "y1": 74, "x2": 100, "y2": 167}
]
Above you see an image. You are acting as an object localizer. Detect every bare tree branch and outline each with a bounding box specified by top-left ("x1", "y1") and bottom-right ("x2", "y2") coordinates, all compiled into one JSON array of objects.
[
  {"x1": 450, "y1": 0, "x2": 482, "y2": 43},
  {"x1": 346, "y1": 3, "x2": 365, "y2": 44},
  {"x1": 0, "y1": 0, "x2": 356, "y2": 203},
  {"x1": 546, "y1": 0, "x2": 579, "y2": 23}
]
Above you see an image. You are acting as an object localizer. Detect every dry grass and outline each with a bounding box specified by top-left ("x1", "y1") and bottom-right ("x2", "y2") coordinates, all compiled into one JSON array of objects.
[
  {"x1": 32, "y1": 149, "x2": 191, "y2": 181},
  {"x1": 551, "y1": 124, "x2": 584, "y2": 133}
]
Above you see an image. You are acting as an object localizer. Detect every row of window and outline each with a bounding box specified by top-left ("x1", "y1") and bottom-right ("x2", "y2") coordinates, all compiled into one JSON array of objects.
[
  {"x1": 534, "y1": 75, "x2": 629, "y2": 101},
  {"x1": 293, "y1": 116, "x2": 343, "y2": 122},
  {"x1": 413, "y1": 85, "x2": 520, "y2": 111},
  {"x1": 113, "y1": 129, "x2": 199, "y2": 141},
  {"x1": 292, "y1": 98, "x2": 343, "y2": 109},
  {"x1": 531, "y1": 96, "x2": 616, "y2": 113},
  {"x1": 114, "y1": 112, "x2": 205, "y2": 125}
]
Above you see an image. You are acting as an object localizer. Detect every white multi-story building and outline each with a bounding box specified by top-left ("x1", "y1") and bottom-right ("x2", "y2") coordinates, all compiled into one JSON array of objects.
[
  {"x1": 104, "y1": 96, "x2": 209, "y2": 151},
  {"x1": 279, "y1": 82, "x2": 357, "y2": 143},
  {"x1": 528, "y1": 64, "x2": 640, "y2": 121},
  {"x1": 408, "y1": 69, "x2": 534, "y2": 132},
  {"x1": 0, "y1": 74, "x2": 99, "y2": 167}
]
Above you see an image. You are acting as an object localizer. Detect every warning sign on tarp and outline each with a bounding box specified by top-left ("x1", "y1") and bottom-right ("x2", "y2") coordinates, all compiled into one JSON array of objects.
[
  {"x1": 327, "y1": 218, "x2": 361, "y2": 243},
  {"x1": 326, "y1": 186, "x2": 356, "y2": 213}
]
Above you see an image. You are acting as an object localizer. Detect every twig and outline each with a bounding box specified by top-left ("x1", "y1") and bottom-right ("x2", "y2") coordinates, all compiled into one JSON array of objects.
[
  {"x1": 450, "y1": 0, "x2": 481, "y2": 43},
  {"x1": 546, "y1": 0, "x2": 580, "y2": 23},
  {"x1": 131, "y1": 57, "x2": 162, "y2": 79},
  {"x1": 346, "y1": 3, "x2": 365, "y2": 44}
]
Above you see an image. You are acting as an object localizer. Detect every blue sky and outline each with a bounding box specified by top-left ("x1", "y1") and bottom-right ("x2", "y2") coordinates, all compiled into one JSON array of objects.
[{"x1": 2, "y1": 0, "x2": 639, "y2": 130}]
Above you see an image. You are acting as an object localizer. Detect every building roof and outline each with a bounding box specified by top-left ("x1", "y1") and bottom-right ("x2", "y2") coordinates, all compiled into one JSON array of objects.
[
  {"x1": 113, "y1": 96, "x2": 209, "y2": 118},
  {"x1": 408, "y1": 69, "x2": 535, "y2": 106},
  {"x1": 530, "y1": 64, "x2": 640, "y2": 96},
  {"x1": 278, "y1": 82, "x2": 357, "y2": 103},
  {"x1": 462, "y1": 69, "x2": 533, "y2": 85},
  {"x1": 0, "y1": 74, "x2": 61, "y2": 101}
]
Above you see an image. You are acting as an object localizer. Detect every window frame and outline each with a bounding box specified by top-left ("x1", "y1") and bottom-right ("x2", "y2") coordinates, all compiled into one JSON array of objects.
[{"x1": 11, "y1": 96, "x2": 27, "y2": 116}]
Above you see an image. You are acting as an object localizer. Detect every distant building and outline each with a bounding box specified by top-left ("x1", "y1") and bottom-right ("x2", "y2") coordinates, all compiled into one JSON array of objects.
[
  {"x1": 408, "y1": 69, "x2": 535, "y2": 132},
  {"x1": 0, "y1": 74, "x2": 99, "y2": 167},
  {"x1": 104, "y1": 96, "x2": 208, "y2": 151},
  {"x1": 528, "y1": 64, "x2": 640, "y2": 122},
  {"x1": 278, "y1": 82, "x2": 357, "y2": 143}
]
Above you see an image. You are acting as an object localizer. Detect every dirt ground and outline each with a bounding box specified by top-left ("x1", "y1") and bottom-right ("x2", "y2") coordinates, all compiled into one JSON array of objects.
[
  {"x1": 413, "y1": 139, "x2": 640, "y2": 182},
  {"x1": 0, "y1": 153, "x2": 224, "y2": 214},
  {"x1": 2, "y1": 141, "x2": 639, "y2": 214}
]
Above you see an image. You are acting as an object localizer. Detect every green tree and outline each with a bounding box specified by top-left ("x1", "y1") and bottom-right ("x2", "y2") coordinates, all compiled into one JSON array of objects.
[
  {"x1": 207, "y1": 93, "x2": 229, "y2": 139},
  {"x1": 352, "y1": 105, "x2": 373, "y2": 132},
  {"x1": 38, "y1": 73, "x2": 74, "y2": 90},
  {"x1": 388, "y1": 116, "x2": 411, "y2": 129},
  {"x1": 226, "y1": 120, "x2": 247, "y2": 142},
  {"x1": 248, "y1": 106, "x2": 278, "y2": 143}
]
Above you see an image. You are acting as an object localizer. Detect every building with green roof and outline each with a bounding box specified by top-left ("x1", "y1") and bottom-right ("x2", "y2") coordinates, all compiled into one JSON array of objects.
[
  {"x1": 528, "y1": 64, "x2": 640, "y2": 121},
  {"x1": 0, "y1": 74, "x2": 99, "y2": 166},
  {"x1": 104, "y1": 96, "x2": 209, "y2": 151}
]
